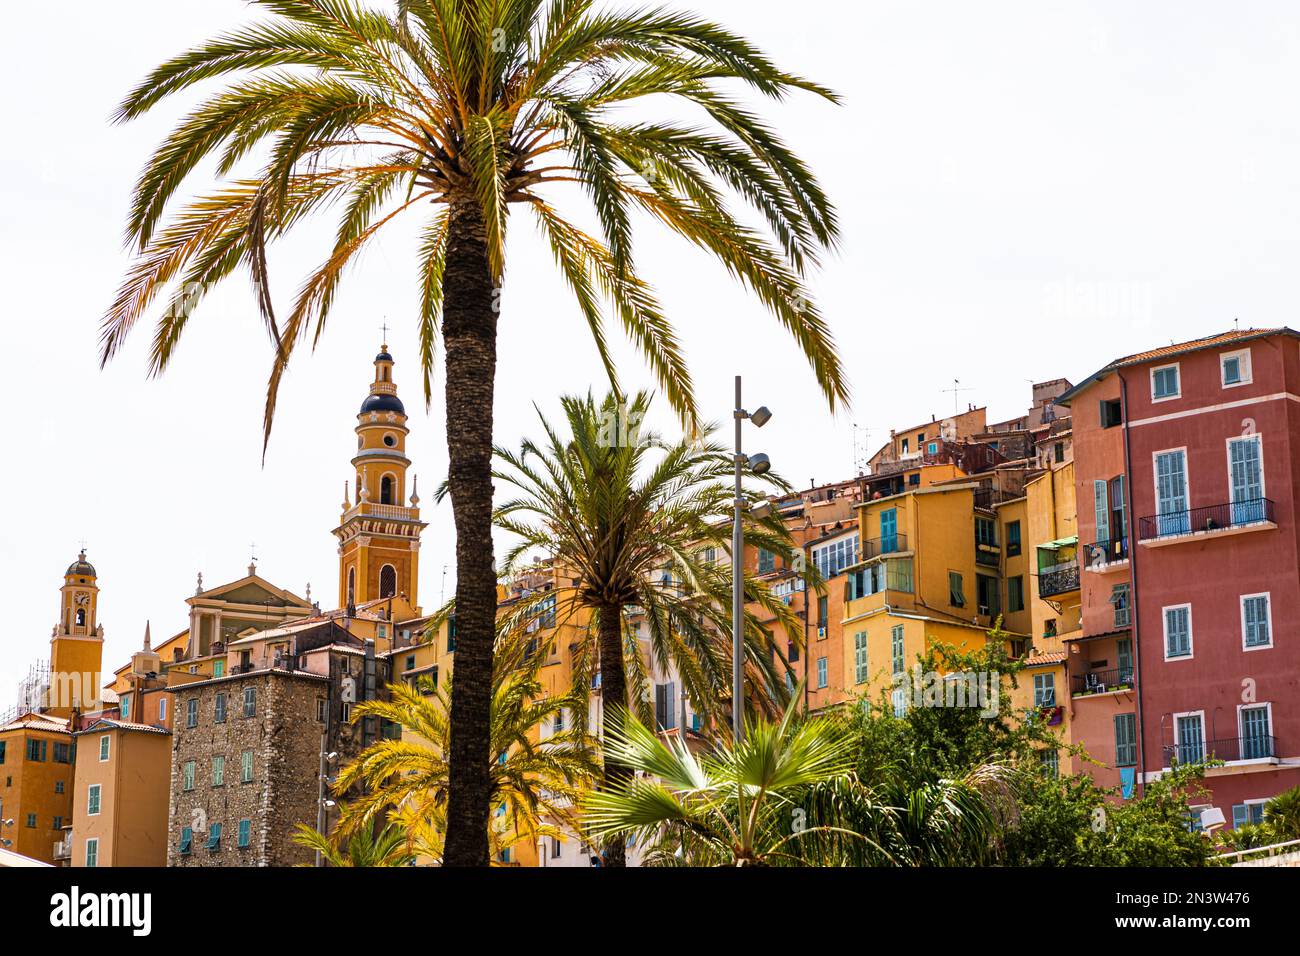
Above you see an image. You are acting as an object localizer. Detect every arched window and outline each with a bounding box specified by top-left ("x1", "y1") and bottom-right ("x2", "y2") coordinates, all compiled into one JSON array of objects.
[
  {"x1": 379, "y1": 564, "x2": 397, "y2": 598},
  {"x1": 347, "y1": 568, "x2": 356, "y2": 605},
  {"x1": 75, "y1": 608, "x2": 86, "y2": 627},
  {"x1": 380, "y1": 475, "x2": 395, "y2": 504}
]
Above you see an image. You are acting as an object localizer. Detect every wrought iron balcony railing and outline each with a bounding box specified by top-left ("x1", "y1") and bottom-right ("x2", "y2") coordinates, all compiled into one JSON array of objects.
[
  {"x1": 1165, "y1": 734, "x2": 1277, "y2": 765},
  {"x1": 1138, "y1": 498, "x2": 1274, "y2": 542},
  {"x1": 1071, "y1": 667, "x2": 1134, "y2": 697},
  {"x1": 1082, "y1": 537, "x2": 1129, "y2": 567},
  {"x1": 1038, "y1": 563, "x2": 1080, "y2": 598},
  {"x1": 861, "y1": 533, "x2": 909, "y2": 560}
]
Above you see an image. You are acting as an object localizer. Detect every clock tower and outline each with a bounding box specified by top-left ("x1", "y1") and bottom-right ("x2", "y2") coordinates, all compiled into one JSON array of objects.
[
  {"x1": 47, "y1": 549, "x2": 105, "y2": 718},
  {"x1": 334, "y1": 344, "x2": 426, "y2": 612}
]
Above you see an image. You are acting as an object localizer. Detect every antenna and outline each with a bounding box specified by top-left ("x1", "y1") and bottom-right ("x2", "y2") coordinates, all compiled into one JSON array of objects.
[
  {"x1": 941, "y1": 379, "x2": 974, "y2": 415},
  {"x1": 852, "y1": 424, "x2": 879, "y2": 475}
]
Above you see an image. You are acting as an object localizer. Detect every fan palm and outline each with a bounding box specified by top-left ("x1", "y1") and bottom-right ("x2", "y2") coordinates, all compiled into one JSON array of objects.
[
  {"x1": 584, "y1": 699, "x2": 1016, "y2": 866},
  {"x1": 104, "y1": 0, "x2": 845, "y2": 864},
  {"x1": 331, "y1": 628, "x2": 599, "y2": 864},
  {"x1": 486, "y1": 389, "x2": 810, "y2": 864},
  {"x1": 291, "y1": 821, "x2": 416, "y2": 866}
]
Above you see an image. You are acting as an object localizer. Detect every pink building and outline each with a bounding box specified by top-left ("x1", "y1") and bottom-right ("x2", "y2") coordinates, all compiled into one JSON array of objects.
[{"x1": 1062, "y1": 328, "x2": 1300, "y2": 828}]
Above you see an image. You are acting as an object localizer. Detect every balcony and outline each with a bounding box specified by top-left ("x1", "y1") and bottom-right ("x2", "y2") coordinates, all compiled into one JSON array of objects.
[
  {"x1": 861, "y1": 533, "x2": 909, "y2": 560},
  {"x1": 1038, "y1": 563, "x2": 1080, "y2": 599},
  {"x1": 341, "y1": 501, "x2": 422, "y2": 523},
  {"x1": 1071, "y1": 667, "x2": 1134, "y2": 697},
  {"x1": 1165, "y1": 735, "x2": 1278, "y2": 766},
  {"x1": 52, "y1": 839, "x2": 71, "y2": 862},
  {"x1": 1138, "y1": 498, "x2": 1275, "y2": 546},
  {"x1": 1082, "y1": 537, "x2": 1128, "y2": 569}
]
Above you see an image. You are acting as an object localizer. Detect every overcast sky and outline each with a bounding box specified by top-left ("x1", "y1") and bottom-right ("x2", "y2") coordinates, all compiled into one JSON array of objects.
[{"x1": 3, "y1": 0, "x2": 1299, "y2": 697}]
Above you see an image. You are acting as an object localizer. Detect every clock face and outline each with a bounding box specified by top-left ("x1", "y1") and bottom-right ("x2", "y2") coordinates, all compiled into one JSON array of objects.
[{"x1": 74, "y1": 593, "x2": 89, "y2": 607}]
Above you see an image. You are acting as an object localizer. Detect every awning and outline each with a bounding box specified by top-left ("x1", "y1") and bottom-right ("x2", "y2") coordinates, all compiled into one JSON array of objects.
[{"x1": 1037, "y1": 536, "x2": 1078, "y2": 550}]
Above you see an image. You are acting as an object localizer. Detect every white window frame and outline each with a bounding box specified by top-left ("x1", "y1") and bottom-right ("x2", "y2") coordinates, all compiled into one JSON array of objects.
[
  {"x1": 1237, "y1": 701, "x2": 1274, "y2": 759},
  {"x1": 891, "y1": 687, "x2": 907, "y2": 718},
  {"x1": 1172, "y1": 710, "x2": 1206, "y2": 765},
  {"x1": 1225, "y1": 432, "x2": 1266, "y2": 508},
  {"x1": 853, "y1": 631, "x2": 868, "y2": 685},
  {"x1": 1240, "y1": 592, "x2": 1273, "y2": 651},
  {"x1": 1162, "y1": 603, "x2": 1194, "y2": 661},
  {"x1": 98, "y1": 734, "x2": 110, "y2": 762},
  {"x1": 1033, "y1": 673, "x2": 1056, "y2": 708},
  {"x1": 1233, "y1": 798, "x2": 1268, "y2": 828},
  {"x1": 158, "y1": 697, "x2": 167, "y2": 722},
  {"x1": 811, "y1": 533, "x2": 857, "y2": 580},
  {"x1": 1220, "y1": 348, "x2": 1252, "y2": 388},
  {"x1": 816, "y1": 656, "x2": 828, "y2": 689},
  {"x1": 87, "y1": 783, "x2": 101, "y2": 816},
  {"x1": 1150, "y1": 362, "x2": 1181, "y2": 403},
  {"x1": 1152, "y1": 446, "x2": 1190, "y2": 528},
  {"x1": 85, "y1": 838, "x2": 98, "y2": 868}
]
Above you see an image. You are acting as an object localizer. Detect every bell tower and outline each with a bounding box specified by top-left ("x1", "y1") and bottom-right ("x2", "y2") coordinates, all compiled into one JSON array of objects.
[
  {"x1": 47, "y1": 549, "x2": 105, "y2": 718},
  {"x1": 334, "y1": 343, "x2": 426, "y2": 612}
]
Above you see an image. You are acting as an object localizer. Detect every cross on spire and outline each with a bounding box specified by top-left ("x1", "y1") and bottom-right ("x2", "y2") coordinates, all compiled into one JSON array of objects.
[{"x1": 380, "y1": 320, "x2": 390, "y2": 346}]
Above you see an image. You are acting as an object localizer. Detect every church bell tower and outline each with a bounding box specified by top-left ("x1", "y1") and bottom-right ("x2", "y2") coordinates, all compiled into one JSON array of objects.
[
  {"x1": 47, "y1": 550, "x2": 105, "y2": 718},
  {"x1": 333, "y1": 343, "x2": 426, "y2": 612}
]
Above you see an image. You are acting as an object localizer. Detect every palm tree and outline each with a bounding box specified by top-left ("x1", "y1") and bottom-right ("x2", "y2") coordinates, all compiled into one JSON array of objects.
[
  {"x1": 291, "y1": 821, "x2": 416, "y2": 867},
  {"x1": 331, "y1": 628, "x2": 599, "y2": 864},
  {"x1": 583, "y1": 700, "x2": 1016, "y2": 866},
  {"x1": 104, "y1": 0, "x2": 845, "y2": 864},
  {"x1": 1264, "y1": 785, "x2": 1300, "y2": 842},
  {"x1": 487, "y1": 389, "x2": 809, "y2": 864}
]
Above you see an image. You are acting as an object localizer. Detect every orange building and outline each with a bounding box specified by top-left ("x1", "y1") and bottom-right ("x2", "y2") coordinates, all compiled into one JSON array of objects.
[
  {"x1": 69, "y1": 718, "x2": 171, "y2": 867},
  {"x1": 0, "y1": 712, "x2": 75, "y2": 865}
]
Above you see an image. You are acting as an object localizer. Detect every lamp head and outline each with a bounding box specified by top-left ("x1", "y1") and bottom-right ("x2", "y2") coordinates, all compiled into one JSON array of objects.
[
  {"x1": 750, "y1": 406, "x2": 772, "y2": 428},
  {"x1": 750, "y1": 500, "x2": 774, "y2": 520},
  {"x1": 747, "y1": 453, "x2": 772, "y2": 476}
]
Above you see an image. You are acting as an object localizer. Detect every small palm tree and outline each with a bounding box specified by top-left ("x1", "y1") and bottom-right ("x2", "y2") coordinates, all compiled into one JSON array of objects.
[
  {"x1": 105, "y1": 0, "x2": 846, "y2": 865},
  {"x1": 486, "y1": 389, "x2": 810, "y2": 864},
  {"x1": 584, "y1": 699, "x2": 1016, "y2": 867},
  {"x1": 332, "y1": 630, "x2": 598, "y2": 864},
  {"x1": 291, "y1": 821, "x2": 416, "y2": 867},
  {"x1": 1264, "y1": 785, "x2": 1300, "y2": 842}
]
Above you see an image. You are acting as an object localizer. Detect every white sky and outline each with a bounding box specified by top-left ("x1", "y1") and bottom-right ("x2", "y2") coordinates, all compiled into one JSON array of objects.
[{"x1": 3, "y1": 0, "x2": 1300, "y2": 696}]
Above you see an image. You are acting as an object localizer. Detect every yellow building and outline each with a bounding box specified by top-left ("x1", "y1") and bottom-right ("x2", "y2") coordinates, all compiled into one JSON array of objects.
[
  {"x1": 69, "y1": 718, "x2": 171, "y2": 868},
  {"x1": 0, "y1": 712, "x2": 74, "y2": 865},
  {"x1": 843, "y1": 481, "x2": 1026, "y2": 714},
  {"x1": 335, "y1": 344, "x2": 427, "y2": 611}
]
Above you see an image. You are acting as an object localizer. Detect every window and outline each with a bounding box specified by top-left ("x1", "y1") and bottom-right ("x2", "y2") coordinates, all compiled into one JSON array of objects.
[
  {"x1": 1233, "y1": 802, "x2": 1267, "y2": 828},
  {"x1": 447, "y1": 616, "x2": 457, "y2": 652},
  {"x1": 1054, "y1": 442, "x2": 1065, "y2": 464},
  {"x1": 1242, "y1": 593, "x2": 1272, "y2": 649},
  {"x1": 379, "y1": 563, "x2": 397, "y2": 598},
  {"x1": 817, "y1": 594, "x2": 828, "y2": 626},
  {"x1": 1111, "y1": 584, "x2": 1131, "y2": 628},
  {"x1": 538, "y1": 593, "x2": 557, "y2": 628},
  {"x1": 179, "y1": 827, "x2": 193, "y2": 855},
  {"x1": 404, "y1": 654, "x2": 416, "y2": 672},
  {"x1": 85, "y1": 838, "x2": 98, "y2": 868},
  {"x1": 53, "y1": 815, "x2": 63, "y2": 829},
  {"x1": 1227, "y1": 435, "x2": 1265, "y2": 524},
  {"x1": 54, "y1": 781, "x2": 64, "y2": 794},
  {"x1": 948, "y1": 571, "x2": 965, "y2": 607},
  {"x1": 812, "y1": 535, "x2": 858, "y2": 578},
  {"x1": 380, "y1": 475, "x2": 395, "y2": 505},
  {"x1": 87, "y1": 783, "x2": 101, "y2": 815},
  {"x1": 26, "y1": 739, "x2": 46, "y2": 762},
  {"x1": 186, "y1": 698, "x2": 198, "y2": 729},
  {"x1": 757, "y1": 548, "x2": 776, "y2": 574},
  {"x1": 653, "y1": 683, "x2": 677, "y2": 731},
  {"x1": 1093, "y1": 479, "x2": 1110, "y2": 544},
  {"x1": 241, "y1": 750, "x2": 254, "y2": 783},
  {"x1": 787, "y1": 639, "x2": 799, "y2": 663},
  {"x1": 976, "y1": 575, "x2": 1000, "y2": 618},
  {"x1": 0, "y1": 741, "x2": 5, "y2": 764},
  {"x1": 1151, "y1": 363, "x2": 1180, "y2": 401},
  {"x1": 1116, "y1": 637, "x2": 1134, "y2": 683},
  {"x1": 1038, "y1": 749, "x2": 1059, "y2": 777},
  {"x1": 927, "y1": 441, "x2": 938, "y2": 455},
  {"x1": 1007, "y1": 576, "x2": 1025, "y2": 613},
  {"x1": 243, "y1": 687, "x2": 256, "y2": 718},
  {"x1": 182, "y1": 761, "x2": 196, "y2": 791},
  {"x1": 1174, "y1": 712, "x2": 1204, "y2": 764},
  {"x1": 1163, "y1": 605, "x2": 1192, "y2": 659},
  {"x1": 25, "y1": 813, "x2": 36, "y2": 828},
  {"x1": 213, "y1": 660, "x2": 225, "y2": 679},
  {"x1": 52, "y1": 742, "x2": 71, "y2": 764},
  {"x1": 158, "y1": 698, "x2": 167, "y2": 722},
  {"x1": 238, "y1": 819, "x2": 251, "y2": 849},
  {"x1": 1100, "y1": 398, "x2": 1122, "y2": 429},
  {"x1": 891, "y1": 625, "x2": 905, "y2": 675},
  {"x1": 551, "y1": 837, "x2": 562, "y2": 859},
  {"x1": 206, "y1": 823, "x2": 222, "y2": 851},
  {"x1": 98, "y1": 735, "x2": 110, "y2": 762},
  {"x1": 1154, "y1": 449, "x2": 1189, "y2": 535},
  {"x1": 212, "y1": 756, "x2": 225, "y2": 787},
  {"x1": 119, "y1": 694, "x2": 131, "y2": 721},
  {"x1": 215, "y1": 693, "x2": 227, "y2": 724},
  {"x1": 1240, "y1": 705, "x2": 1273, "y2": 759},
  {"x1": 975, "y1": 516, "x2": 997, "y2": 548},
  {"x1": 1114, "y1": 713, "x2": 1137, "y2": 767},
  {"x1": 1005, "y1": 520, "x2": 1021, "y2": 556},
  {"x1": 891, "y1": 687, "x2": 907, "y2": 718},
  {"x1": 1033, "y1": 673, "x2": 1056, "y2": 708},
  {"x1": 880, "y1": 508, "x2": 898, "y2": 552},
  {"x1": 816, "y1": 656, "x2": 828, "y2": 689},
  {"x1": 854, "y1": 632, "x2": 868, "y2": 684},
  {"x1": 1221, "y1": 349, "x2": 1252, "y2": 387},
  {"x1": 317, "y1": 699, "x2": 328, "y2": 722}
]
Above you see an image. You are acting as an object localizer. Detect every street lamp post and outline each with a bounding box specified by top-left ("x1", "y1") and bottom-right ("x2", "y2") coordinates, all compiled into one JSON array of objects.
[
  {"x1": 732, "y1": 375, "x2": 772, "y2": 744},
  {"x1": 316, "y1": 738, "x2": 338, "y2": 867}
]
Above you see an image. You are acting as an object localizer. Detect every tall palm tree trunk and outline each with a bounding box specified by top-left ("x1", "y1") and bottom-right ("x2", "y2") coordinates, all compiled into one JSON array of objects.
[
  {"x1": 597, "y1": 603, "x2": 630, "y2": 867},
  {"x1": 441, "y1": 199, "x2": 498, "y2": 867}
]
